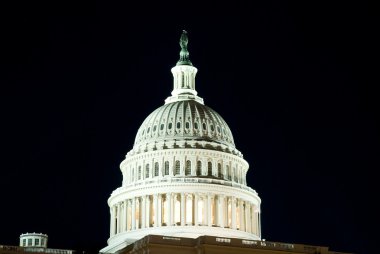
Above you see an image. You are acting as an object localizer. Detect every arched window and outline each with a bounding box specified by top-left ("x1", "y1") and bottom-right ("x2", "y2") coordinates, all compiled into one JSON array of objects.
[
  {"x1": 226, "y1": 165, "x2": 231, "y2": 180},
  {"x1": 185, "y1": 160, "x2": 191, "y2": 175},
  {"x1": 218, "y1": 163, "x2": 222, "y2": 178},
  {"x1": 164, "y1": 161, "x2": 169, "y2": 175},
  {"x1": 154, "y1": 162, "x2": 159, "y2": 177},
  {"x1": 208, "y1": 161, "x2": 212, "y2": 176},
  {"x1": 145, "y1": 164, "x2": 150, "y2": 178},
  {"x1": 196, "y1": 161, "x2": 202, "y2": 175},
  {"x1": 175, "y1": 160, "x2": 180, "y2": 175},
  {"x1": 132, "y1": 168, "x2": 135, "y2": 181},
  {"x1": 233, "y1": 167, "x2": 238, "y2": 182}
]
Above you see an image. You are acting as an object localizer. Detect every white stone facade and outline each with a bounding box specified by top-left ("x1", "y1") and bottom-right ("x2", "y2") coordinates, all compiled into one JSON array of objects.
[{"x1": 100, "y1": 32, "x2": 261, "y2": 253}]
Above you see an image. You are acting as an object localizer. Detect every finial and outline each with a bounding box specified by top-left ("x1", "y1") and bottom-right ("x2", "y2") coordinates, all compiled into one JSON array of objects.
[{"x1": 176, "y1": 30, "x2": 193, "y2": 66}]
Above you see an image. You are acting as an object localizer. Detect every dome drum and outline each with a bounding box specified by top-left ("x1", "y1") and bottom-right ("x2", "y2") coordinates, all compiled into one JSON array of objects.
[
  {"x1": 106, "y1": 184, "x2": 261, "y2": 249},
  {"x1": 120, "y1": 148, "x2": 248, "y2": 187}
]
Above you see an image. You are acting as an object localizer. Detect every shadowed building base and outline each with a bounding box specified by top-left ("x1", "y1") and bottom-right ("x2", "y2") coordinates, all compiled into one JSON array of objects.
[{"x1": 109, "y1": 234, "x2": 352, "y2": 254}]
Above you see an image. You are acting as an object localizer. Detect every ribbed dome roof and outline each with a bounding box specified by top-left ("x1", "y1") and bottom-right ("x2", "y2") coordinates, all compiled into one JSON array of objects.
[{"x1": 134, "y1": 100, "x2": 235, "y2": 148}]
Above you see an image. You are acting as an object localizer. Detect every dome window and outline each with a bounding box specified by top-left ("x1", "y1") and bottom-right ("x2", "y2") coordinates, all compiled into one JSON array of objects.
[
  {"x1": 185, "y1": 160, "x2": 191, "y2": 175},
  {"x1": 142, "y1": 130, "x2": 145, "y2": 135},
  {"x1": 210, "y1": 125, "x2": 215, "y2": 131},
  {"x1": 217, "y1": 126, "x2": 220, "y2": 133},
  {"x1": 194, "y1": 122, "x2": 198, "y2": 129},
  {"x1": 176, "y1": 122, "x2": 181, "y2": 129},
  {"x1": 218, "y1": 163, "x2": 222, "y2": 178},
  {"x1": 154, "y1": 162, "x2": 159, "y2": 177},
  {"x1": 147, "y1": 127, "x2": 150, "y2": 133},
  {"x1": 202, "y1": 123, "x2": 207, "y2": 130},
  {"x1": 138, "y1": 167, "x2": 142, "y2": 180},
  {"x1": 175, "y1": 160, "x2": 180, "y2": 175},
  {"x1": 145, "y1": 164, "x2": 150, "y2": 178},
  {"x1": 164, "y1": 161, "x2": 169, "y2": 175},
  {"x1": 226, "y1": 165, "x2": 231, "y2": 180},
  {"x1": 208, "y1": 162, "x2": 212, "y2": 176},
  {"x1": 196, "y1": 161, "x2": 202, "y2": 175},
  {"x1": 168, "y1": 123, "x2": 172, "y2": 129},
  {"x1": 185, "y1": 122, "x2": 190, "y2": 129},
  {"x1": 160, "y1": 124, "x2": 164, "y2": 130},
  {"x1": 153, "y1": 125, "x2": 157, "y2": 132}
]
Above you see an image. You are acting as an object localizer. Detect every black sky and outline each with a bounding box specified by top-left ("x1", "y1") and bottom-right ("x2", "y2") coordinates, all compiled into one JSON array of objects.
[{"x1": 0, "y1": 1, "x2": 378, "y2": 254}]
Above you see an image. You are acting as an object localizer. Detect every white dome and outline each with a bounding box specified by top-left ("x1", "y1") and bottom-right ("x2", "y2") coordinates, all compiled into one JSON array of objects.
[{"x1": 133, "y1": 100, "x2": 236, "y2": 153}]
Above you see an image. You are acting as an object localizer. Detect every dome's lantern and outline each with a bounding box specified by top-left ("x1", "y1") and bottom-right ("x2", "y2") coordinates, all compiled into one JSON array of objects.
[
  {"x1": 100, "y1": 31, "x2": 261, "y2": 254},
  {"x1": 165, "y1": 30, "x2": 203, "y2": 105}
]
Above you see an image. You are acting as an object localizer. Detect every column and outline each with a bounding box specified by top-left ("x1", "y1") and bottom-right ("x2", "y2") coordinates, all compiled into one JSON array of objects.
[
  {"x1": 117, "y1": 203, "x2": 121, "y2": 233},
  {"x1": 110, "y1": 206, "x2": 115, "y2": 236},
  {"x1": 131, "y1": 197, "x2": 136, "y2": 230},
  {"x1": 158, "y1": 194, "x2": 162, "y2": 227},
  {"x1": 167, "y1": 193, "x2": 172, "y2": 226},
  {"x1": 126, "y1": 199, "x2": 132, "y2": 231},
  {"x1": 251, "y1": 205, "x2": 256, "y2": 235},
  {"x1": 153, "y1": 194, "x2": 158, "y2": 227},
  {"x1": 246, "y1": 202, "x2": 251, "y2": 233},
  {"x1": 239, "y1": 199, "x2": 245, "y2": 231},
  {"x1": 194, "y1": 193, "x2": 198, "y2": 225},
  {"x1": 219, "y1": 195, "x2": 225, "y2": 228},
  {"x1": 258, "y1": 212, "x2": 261, "y2": 238},
  {"x1": 181, "y1": 193, "x2": 185, "y2": 226},
  {"x1": 135, "y1": 198, "x2": 140, "y2": 229},
  {"x1": 123, "y1": 200, "x2": 127, "y2": 232},
  {"x1": 207, "y1": 194, "x2": 212, "y2": 227},
  {"x1": 141, "y1": 196, "x2": 146, "y2": 228},
  {"x1": 231, "y1": 197, "x2": 237, "y2": 229},
  {"x1": 146, "y1": 195, "x2": 151, "y2": 227},
  {"x1": 214, "y1": 195, "x2": 219, "y2": 226}
]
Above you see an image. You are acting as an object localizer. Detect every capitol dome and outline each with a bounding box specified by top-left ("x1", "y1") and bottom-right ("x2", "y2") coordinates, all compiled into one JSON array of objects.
[
  {"x1": 101, "y1": 31, "x2": 261, "y2": 254},
  {"x1": 133, "y1": 100, "x2": 239, "y2": 155}
]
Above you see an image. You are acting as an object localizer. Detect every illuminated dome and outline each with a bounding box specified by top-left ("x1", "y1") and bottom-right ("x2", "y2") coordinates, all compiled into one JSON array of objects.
[
  {"x1": 101, "y1": 31, "x2": 261, "y2": 254},
  {"x1": 132, "y1": 100, "x2": 239, "y2": 155}
]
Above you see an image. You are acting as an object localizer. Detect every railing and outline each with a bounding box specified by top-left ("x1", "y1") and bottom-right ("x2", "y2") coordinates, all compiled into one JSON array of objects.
[{"x1": 112, "y1": 177, "x2": 257, "y2": 195}]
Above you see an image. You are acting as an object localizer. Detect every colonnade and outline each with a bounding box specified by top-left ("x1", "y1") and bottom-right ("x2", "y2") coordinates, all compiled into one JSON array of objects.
[{"x1": 110, "y1": 192, "x2": 260, "y2": 237}]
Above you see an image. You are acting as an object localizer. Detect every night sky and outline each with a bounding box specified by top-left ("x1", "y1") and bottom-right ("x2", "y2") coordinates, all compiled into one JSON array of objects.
[{"x1": 0, "y1": 2, "x2": 377, "y2": 254}]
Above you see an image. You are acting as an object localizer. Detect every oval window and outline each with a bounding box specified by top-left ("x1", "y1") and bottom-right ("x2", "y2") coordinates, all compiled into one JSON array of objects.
[
  {"x1": 202, "y1": 123, "x2": 207, "y2": 130},
  {"x1": 177, "y1": 122, "x2": 181, "y2": 129},
  {"x1": 160, "y1": 124, "x2": 164, "y2": 130},
  {"x1": 194, "y1": 122, "x2": 198, "y2": 129},
  {"x1": 168, "y1": 123, "x2": 172, "y2": 129},
  {"x1": 185, "y1": 122, "x2": 190, "y2": 129}
]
